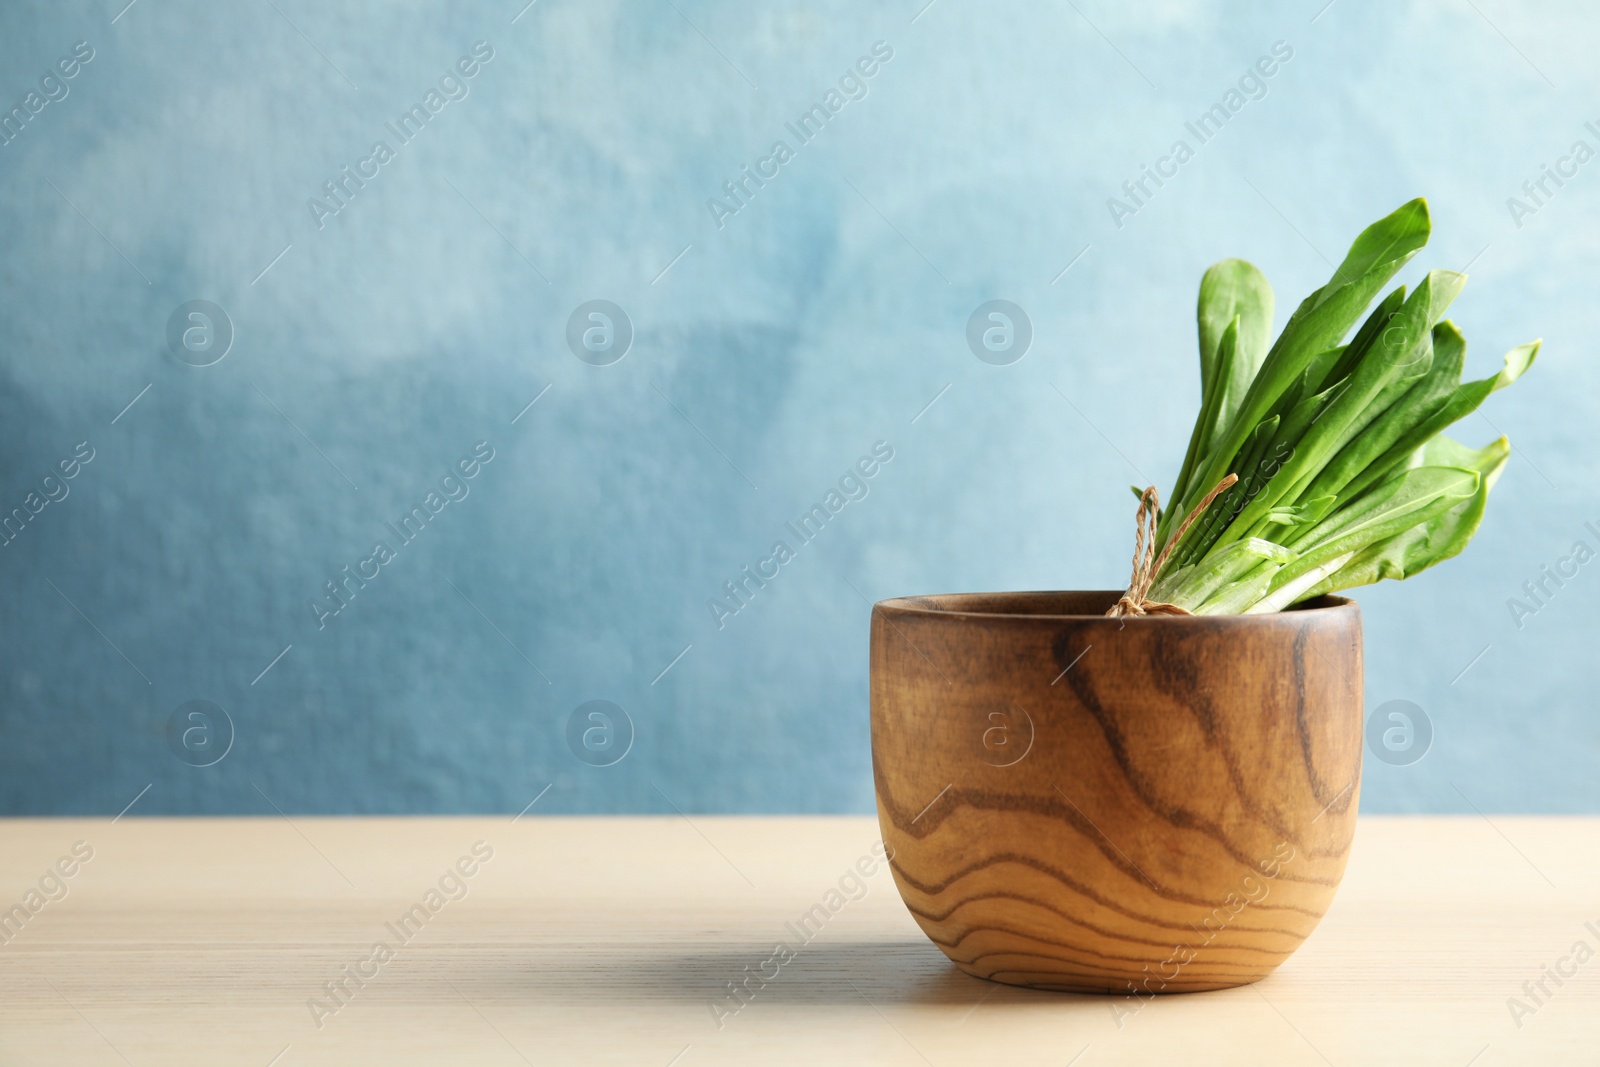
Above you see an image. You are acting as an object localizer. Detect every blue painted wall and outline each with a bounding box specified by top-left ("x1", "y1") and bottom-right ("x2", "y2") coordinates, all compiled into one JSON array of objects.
[{"x1": 0, "y1": 0, "x2": 1592, "y2": 815}]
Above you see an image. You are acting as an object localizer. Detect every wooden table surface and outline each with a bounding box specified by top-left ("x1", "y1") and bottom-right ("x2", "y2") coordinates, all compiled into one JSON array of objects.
[{"x1": 0, "y1": 815, "x2": 1594, "y2": 1065}]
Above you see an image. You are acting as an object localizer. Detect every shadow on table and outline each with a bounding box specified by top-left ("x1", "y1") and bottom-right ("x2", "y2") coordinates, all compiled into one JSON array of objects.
[{"x1": 452, "y1": 938, "x2": 1108, "y2": 1011}]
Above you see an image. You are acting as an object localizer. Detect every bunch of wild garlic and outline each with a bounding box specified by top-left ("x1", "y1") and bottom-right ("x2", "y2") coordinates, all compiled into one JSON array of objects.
[{"x1": 1138, "y1": 198, "x2": 1537, "y2": 615}]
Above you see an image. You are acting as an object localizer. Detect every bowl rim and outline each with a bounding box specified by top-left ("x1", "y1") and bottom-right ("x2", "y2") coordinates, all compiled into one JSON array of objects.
[{"x1": 873, "y1": 589, "x2": 1356, "y2": 621}]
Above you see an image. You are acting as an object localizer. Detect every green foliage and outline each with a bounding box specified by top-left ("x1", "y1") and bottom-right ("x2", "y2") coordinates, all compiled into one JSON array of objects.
[{"x1": 1148, "y1": 199, "x2": 1538, "y2": 614}]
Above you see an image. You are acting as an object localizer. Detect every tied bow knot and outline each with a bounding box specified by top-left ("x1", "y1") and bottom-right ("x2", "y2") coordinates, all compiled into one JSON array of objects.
[{"x1": 1107, "y1": 473, "x2": 1238, "y2": 619}]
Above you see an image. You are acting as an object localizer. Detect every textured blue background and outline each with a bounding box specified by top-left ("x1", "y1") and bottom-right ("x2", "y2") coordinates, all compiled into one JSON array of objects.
[{"x1": 0, "y1": 0, "x2": 1592, "y2": 815}]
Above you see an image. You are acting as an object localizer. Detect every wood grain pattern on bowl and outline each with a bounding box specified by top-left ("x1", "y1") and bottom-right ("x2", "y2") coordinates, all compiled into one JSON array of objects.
[{"x1": 869, "y1": 590, "x2": 1363, "y2": 994}]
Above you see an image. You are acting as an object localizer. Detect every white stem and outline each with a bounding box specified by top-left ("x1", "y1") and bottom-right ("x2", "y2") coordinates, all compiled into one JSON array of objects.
[{"x1": 1244, "y1": 551, "x2": 1355, "y2": 614}]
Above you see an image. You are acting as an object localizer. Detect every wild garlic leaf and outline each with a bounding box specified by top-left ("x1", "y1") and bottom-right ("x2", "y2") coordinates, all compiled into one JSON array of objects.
[
  {"x1": 1152, "y1": 537, "x2": 1295, "y2": 613},
  {"x1": 1172, "y1": 315, "x2": 1241, "y2": 508},
  {"x1": 1264, "y1": 495, "x2": 1336, "y2": 527},
  {"x1": 1175, "y1": 412, "x2": 1281, "y2": 568},
  {"x1": 1210, "y1": 270, "x2": 1464, "y2": 552},
  {"x1": 1287, "y1": 465, "x2": 1480, "y2": 554},
  {"x1": 1166, "y1": 200, "x2": 1431, "y2": 542},
  {"x1": 1337, "y1": 338, "x2": 1538, "y2": 502},
  {"x1": 1147, "y1": 198, "x2": 1536, "y2": 612},
  {"x1": 1295, "y1": 345, "x2": 1349, "y2": 406},
  {"x1": 1199, "y1": 565, "x2": 1292, "y2": 615},
  {"x1": 1298, "y1": 319, "x2": 1467, "y2": 505},
  {"x1": 1298, "y1": 437, "x2": 1509, "y2": 601},
  {"x1": 1320, "y1": 286, "x2": 1406, "y2": 392},
  {"x1": 1242, "y1": 466, "x2": 1479, "y2": 614},
  {"x1": 1197, "y1": 260, "x2": 1274, "y2": 454}
]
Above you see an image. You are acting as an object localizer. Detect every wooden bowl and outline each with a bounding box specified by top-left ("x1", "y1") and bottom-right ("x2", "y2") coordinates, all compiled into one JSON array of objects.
[{"x1": 869, "y1": 590, "x2": 1362, "y2": 995}]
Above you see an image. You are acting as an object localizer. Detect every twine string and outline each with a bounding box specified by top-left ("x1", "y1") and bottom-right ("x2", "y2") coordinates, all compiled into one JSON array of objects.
[{"x1": 1107, "y1": 473, "x2": 1239, "y2": 619}]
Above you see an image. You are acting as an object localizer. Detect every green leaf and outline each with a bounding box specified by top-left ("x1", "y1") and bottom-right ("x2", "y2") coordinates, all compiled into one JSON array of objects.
[
  {"x1": 1143, "y1": 198, "x2": 1535, "y2": 613},
  {"x1": 1240, "y1": 552, "x2": 1355, "y2": 614},
  {"x1": 1319, "y1": 285, "x2": 1406, "y2": 391},
  {"x1": 1264, "y1": 495, "x2": 1336, "y2": 526},
  {"x1": 1337, "y1": 338, "x2": 1538, "y2": 502},
  {"x1": 1294, "y1": 319, "x2": 1466, "y2": 506},
  {"x1": 1172, "y1": 413, "x2": 1280, "y2": 569},
  {"x1": 1171, "y1": 316, "x2": 1241, "y2": 508},
  {"x1": 1163, "y1": 199, "x2": 1431, "y2": 544},
  {"x1": 1150, "y1": 537, "x2": 1295, "y2": 612},
  {"x1": 1209, "y1": 269, "x2": 1464, "y2": 552},
  {"x1": 1195, "y1": 564, "x2": 1288, "y2": 615},
  {"x1": 1176, "y1": 372, "x2": 1347, "y2": 566},
  {"x1": 1297, "y1": 436, "x2": 1510, "y2": 600},
  {"x1": 1493, "y1": 340, "x2": 1540, "y2": 390},
  {"x1": 1245, "y1": 465, "x2": 1480, "y2": 612},
  {"x1": 1321, "y1": 198, "x2": 1433, "y2": 296},
  {"x1": 1197, "y1": 260, "x2": 1274, "y2": 454},
  {"x1": 1288, "y1": 464, "x2": 1477, "y2": 550},
  {"x1": 1296, "y1": 344, "x2": 1349, "y2": 403}
]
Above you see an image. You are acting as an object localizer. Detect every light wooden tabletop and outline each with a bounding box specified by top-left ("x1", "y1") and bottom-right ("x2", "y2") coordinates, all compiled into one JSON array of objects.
[{"x1": 0, "y1": 815, "x2": 1594, "y2": 1065}]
